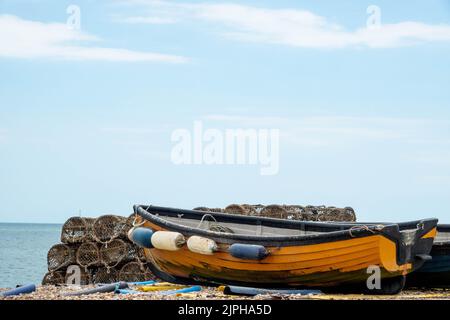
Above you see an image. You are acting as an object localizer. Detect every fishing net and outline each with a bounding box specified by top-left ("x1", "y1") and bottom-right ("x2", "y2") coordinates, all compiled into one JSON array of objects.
[
  {"x1": 94, "y1": 267, "x2": 119, "y2": 284},
  {"x1": 92, "y1": 215, "x2": 128, "y2": 244},
  {"x1": 61, "y1": 217, "x2": 95, "y2": 244},
  {"x1": 47, "y1": 243, "x2": 77, "y2": 271},
  {"x1": 100, "y1": 238, "x2": 134, "y2": 267},
  {"x1": 64, "y1": 265, "x2": 92, "y2": 285},
  {"x1": 118, "y1": 261, "x2": 155, "y2": 283},
  {"x1": 260, "y1": 205, "x2": 289, "y2": 219},
  {"x1": 76, "y1": 242, "x2": 101, "y2": 268},
  {"x1": 42, "y1": 271, "x2": 65, "y2": 286}
]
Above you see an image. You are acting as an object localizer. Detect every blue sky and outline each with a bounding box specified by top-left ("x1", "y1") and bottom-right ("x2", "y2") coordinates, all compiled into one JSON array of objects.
[{"x1": 0, "y1": 0, "x2": 449, "y2": 223}]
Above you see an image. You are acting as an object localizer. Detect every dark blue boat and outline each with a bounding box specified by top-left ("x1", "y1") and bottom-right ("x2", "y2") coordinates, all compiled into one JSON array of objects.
[{"x1": 406, "y1": 224, "x2": 450, "y2": 288}]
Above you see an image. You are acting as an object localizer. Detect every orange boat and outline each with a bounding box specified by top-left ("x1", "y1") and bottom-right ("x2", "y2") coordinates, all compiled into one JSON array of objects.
[{"x1": 129, "y1": 205, "x2": 437, "y2": 294}]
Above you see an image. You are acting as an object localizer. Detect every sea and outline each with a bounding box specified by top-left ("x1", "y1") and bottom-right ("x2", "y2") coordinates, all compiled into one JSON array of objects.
[{"x1": 0, "y1": 223, "x2": 62, "y2": 288}]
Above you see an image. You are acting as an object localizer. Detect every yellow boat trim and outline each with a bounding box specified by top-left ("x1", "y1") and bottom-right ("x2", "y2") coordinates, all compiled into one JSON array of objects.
[{"x1": 422, "y1": 228, "x2": 437, "y2": 239}]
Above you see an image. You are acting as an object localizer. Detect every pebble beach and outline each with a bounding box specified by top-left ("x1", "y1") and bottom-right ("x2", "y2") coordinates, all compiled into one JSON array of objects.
[{"x1": 1, "y1": 285, "x2": 450, "y2": 300}]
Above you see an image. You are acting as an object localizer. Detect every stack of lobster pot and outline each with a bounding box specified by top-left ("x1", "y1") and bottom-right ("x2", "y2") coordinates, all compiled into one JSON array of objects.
[
  {"x1": 193, "y1": 204, "x2": 357, "y2": 222},
  {"x1": 42, "y1": 214, "x2": 155, "y2": 286}
]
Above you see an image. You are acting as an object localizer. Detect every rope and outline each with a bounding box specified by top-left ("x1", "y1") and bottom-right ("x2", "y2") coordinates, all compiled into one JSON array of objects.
[
  {"x1": 196, "y1": 214, "x2": 218, "y2": 229},
  {"x1": 348, "y1": 225, "x2": 380, "y2": 238},
  {"x1": 132, "y1": 215, "x2": 145, "y2": 228}
]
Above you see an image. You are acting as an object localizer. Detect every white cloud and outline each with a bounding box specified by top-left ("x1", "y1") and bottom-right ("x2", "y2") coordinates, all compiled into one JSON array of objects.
[
  {"x1": 0, "y1": 14, "x2": 188, "y2": 62},
  {"x1": 112, "y1": 15, "x2": 177, "y2": 25},
  {"x1": 119, "y1": 1, "x2": 450, "y2": 48},
  {"x1": 201, "y1": 114, "x2": 449, "y2": 147}
]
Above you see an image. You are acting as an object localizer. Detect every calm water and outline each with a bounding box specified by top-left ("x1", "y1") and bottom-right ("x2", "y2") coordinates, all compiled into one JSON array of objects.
[{"x1": 0, "y1": 223, "x2": 62, "y2": 288}]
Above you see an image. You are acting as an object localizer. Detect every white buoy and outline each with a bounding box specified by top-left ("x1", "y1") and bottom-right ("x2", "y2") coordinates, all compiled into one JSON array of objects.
[
  {"x1": 187, "y1": 236, "x2": 218, "y2": 255},
  {"x1": 151, "y1": 231, "x2": 186, "y2": 251}
]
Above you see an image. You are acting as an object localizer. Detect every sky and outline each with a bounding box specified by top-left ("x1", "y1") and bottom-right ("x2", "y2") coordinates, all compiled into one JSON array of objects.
[{"x1": 0, "y1": 0, "x2": 449, "y2": 223}]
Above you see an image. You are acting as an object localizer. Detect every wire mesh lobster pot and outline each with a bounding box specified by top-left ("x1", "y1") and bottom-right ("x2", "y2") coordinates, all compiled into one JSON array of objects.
[
  {"x1": 260, "y1": 205, "x2": 289, "y2": 219},
  {"x1": 224, "y1": 204, "x2": 260, "y2": 216},
  {"x1": 318, "y1": 207, "x2": 356, "y2": 222},
  {"x1": 128, "y1": 243, "x2": 146, "y2": 262},
  {"x1": 47, "y1": 243, "x2": 77, "y2": 271},
  {"x1": 119, "y1": 261, "x2": 155, "y2": 282},
  {"x1": 93, "y1": 215, "x2": 128, "y2": 243},
  {"x1": 42, "y1": 271, "x2": 66, "y2": 285},
  {"x1": 283, "y1": 205, "x2": 305, "y2": 220},
  {"x1": 64, "y1": 265, "x2": 92, "y2": 285},
  {"x1": 100, "y1": 239, "x2": 135, "y2": 267},
  {"x1": 61, "y1": 217, "x2": 95, "y2": 244},
  {"x1": 94, "y1": 267, "x2": 119, "y2": 284},
  {"x1": 299, "y1": 206, "x2": 320, "y2": 221},
  {"x1": 76, "y1": 242, "x2": 101, "y2": 269}
]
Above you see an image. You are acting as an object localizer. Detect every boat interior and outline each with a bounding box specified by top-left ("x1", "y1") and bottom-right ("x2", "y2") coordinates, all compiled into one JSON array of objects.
[{"x1": 138, "y1": 205, "x2": 403, "y2": 238}]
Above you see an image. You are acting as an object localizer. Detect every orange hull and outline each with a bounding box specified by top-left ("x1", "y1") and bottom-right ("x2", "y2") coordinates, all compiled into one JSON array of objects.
[{"x1": 143, "y1": 221, "x2": 420, "y2": 287}]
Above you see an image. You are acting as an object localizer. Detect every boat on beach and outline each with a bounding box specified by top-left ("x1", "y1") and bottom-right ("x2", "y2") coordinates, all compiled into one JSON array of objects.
[
  {"x1": 406, "y1": 224, "x2": 450, "y2": 289},
  {"x1": 130, "y1": 205, "x2": 438, "y2": 294}
]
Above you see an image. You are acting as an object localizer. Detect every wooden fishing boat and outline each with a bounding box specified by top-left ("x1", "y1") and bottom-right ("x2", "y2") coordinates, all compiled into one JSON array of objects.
[
  {"x1": 130, "y1": 205, "x2": 438, "y2": 294},
  {"x1": 406, "y1": 224, "x2": 450, "y2": 288}
]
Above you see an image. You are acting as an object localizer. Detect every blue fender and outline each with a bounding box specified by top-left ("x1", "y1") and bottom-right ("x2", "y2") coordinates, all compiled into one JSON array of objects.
[
  {"x1": 128, "y1": 227, "x2": 154, "y2": 249},
  {"x1": 223, "y1": 285, "x2": 322, "y2": 296},
  {"x1": 1, "y1": 284, "x2": 36, "y2": 297},
  {"x1": 229, "y1": 243, "x2": 269, "y2": 260}
]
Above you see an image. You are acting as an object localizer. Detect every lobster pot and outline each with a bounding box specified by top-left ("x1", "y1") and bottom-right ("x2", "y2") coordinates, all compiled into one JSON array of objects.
[
  {"x1": 94, "y1": 267, "x2": 118, "y2": 284},
  {"x1": 64, "y1": 265, "x2": 92, "y2": 285},
  {"x1": 42, "y1": 271, "x2": 65, "y2": 286},
  {"x1": 93, "y1": 215, "x2": 128, "y2": 243},
  {"x1": 118, "y1": 261, "x2": 155, "y2": 283},
  {"x1": 128, "y1": 244, "x2": 146, "y2": 262},
  {"x1": 76, "y1": 242, "x2": 101, "y2": 268},
  {"x1": 61, "y1": 217, "x2": 95, "y2": 244},
  {"x1": 47, "y1": 243, "x2": 77, "y2": 271},
  {"x1": 260, "y1": 205, "x2": 289, "y2": 219},
  {"x1": 100, "y1": 239, "x2": 134, "y2": 267},
  {"x1": 224, "y1": 204, "x2": 259, "y2": 216},
  {"x1": 246, "y1": 204, "x2": 265, "y2": 216},
  {"x1": 300, "y1": 206, "x2": 320, "y2": 221},
  {"x1": 283, "y1": 205, "x2": 305, "y2": 220},
  {"x1": 318, "y1": 207, "x2": 356, "y2": 222}
]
